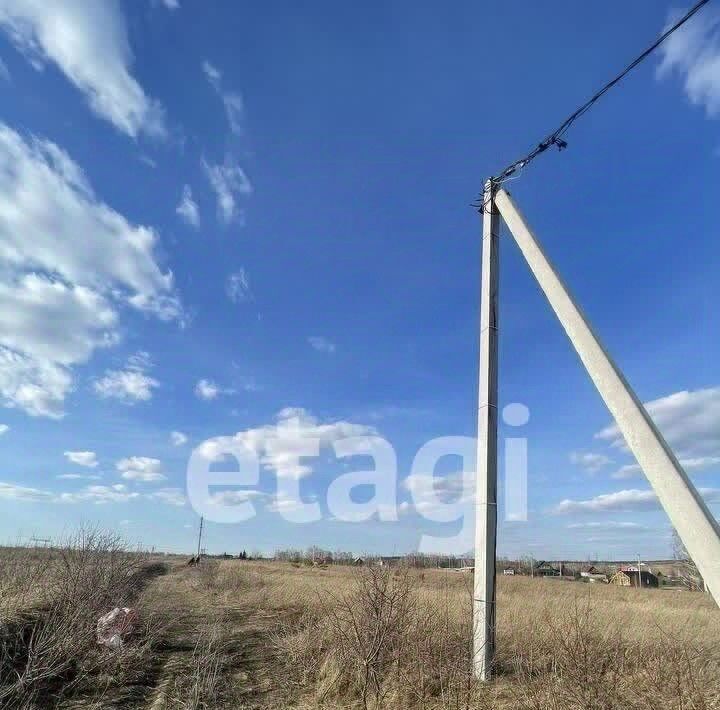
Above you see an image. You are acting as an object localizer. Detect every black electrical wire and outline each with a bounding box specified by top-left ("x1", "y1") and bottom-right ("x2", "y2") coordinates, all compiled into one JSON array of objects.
[{"x1": 477, "y1": 0, "x2": 714, "y2": 211}]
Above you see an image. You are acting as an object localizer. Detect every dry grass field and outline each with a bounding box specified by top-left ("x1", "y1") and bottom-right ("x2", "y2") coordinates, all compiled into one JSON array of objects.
[{"x1": 1, "y1": 536, "x2": 719, "y2": 709}]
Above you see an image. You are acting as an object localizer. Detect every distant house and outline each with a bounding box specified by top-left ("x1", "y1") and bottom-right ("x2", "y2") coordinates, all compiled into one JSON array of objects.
[
  {"x1": 503, "y1": 568, "x2": 516, "y2": 576},
  {"x1": 377, "y1": 556, "x2": 403, "y2": 567},
  {"x1": 583, "y1": 573, "x2": 608, "y2": 583},
  {"x1": 534, "y1": 561, "x2": 560, "y2": 577},
  {"x1": 497, "y1": 560, "x2": 521, "y2": 574},
  {"x1": 580, "y1": 565, "x2": 607, "y2": 583},
  {"x1": 610, "y1": 569, "x2": 659, "y2": 588},
  {"x1": 353, "y1": 556, "x2": 365, "y2": 566}
]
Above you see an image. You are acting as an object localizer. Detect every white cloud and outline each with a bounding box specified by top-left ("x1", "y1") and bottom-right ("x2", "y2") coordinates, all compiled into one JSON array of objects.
[
  {"x1": 401, "y1": 471, "x2": 473, "y2": 516},
  {"x1": 196, "y1": 407, "x2": 377, "y2": 479},
  {"x1": 679, "y1": 456, "x2": 720, "y2": 470},
  {"x1": 596, "y1": 387, "x2": 720, "y2": 459},
  {"x1": 171, "y1": 430, "x2": 188, "y2": 446},
  {"x1": 402, "y1": 472, "x2": 469, "y2": 499},
  {"x1": 0, "y1": 0, "x2": 165, "y2": 137},
  {"x1": 194, "y1": 378, "x2": 231, "y2": 401},
  {"x1": 195, "y1": 379, "x2": 219, "y2": 400},
  {"x1": 566, "y1": 521, "x2": 647, "y2": 530},
  {"x1": 176, "y1": 185, "x2": 200, "y2": 228},
  {"x1": 611, "y1": 456, "x2": 720, "y2": 480},
  {"x1": 566, "y1": 520, "x2": 648, "y2": 530},
  {"x1": 657, "y1": 7, "x2": 720, "y2": 117},
  {"x1": 200, "y1": 60, "x2": 250, "y2": 224},
  {"x1": 94, "y1": 369, "x2": 158, "y2": 402},
  {"x1": 0, "y1": 481, "x2": 53, "y2": 501},
  {"x1": 0, "y1": 275, "x2": 118, "y2": 364},
  {"x1": 0, "y1": 274, "x2": 118, "y2": 417},
  {"x1": 202, "y1": 60, "x2": 243, "y2": 135},
  {"x1": 226, "y1": 269, "x2": 252, "y2": 303},
  {"x1": 63, "y1": 450, "x2": 98, "y2": 468},
  {"x1": 0, "y1": 348, "x2": 72, "y2": 418},
  {"x1": 94, "y1": 352, "x2": 159, "y2": 403},
  {"x1": 308, "y1": 336, "x2": 336, "y2": 354},
  {"x1": 126, "y1": 292, "x2": 183, "y2": 323},
  {"x1": 209, "y1": 489, "x2": 266, "y2": 507},
  {"x1": 0, "y1": 479, "x2": 183, "y2": 505},
  {"x1": 56, "y1": 473, "x2": 101, "y2": 480},
  {"x1": 0, "y1": 126, "x2": 177, "y2": 293},
  {"x1": 0, "y1": 56, "x2": 9, "y2": 81},
  {"x1": 0, "y1": 125, "x2": 180, "y2": 417},
  {"x1": 116, "y1": 456, "x2": 166, "y2": 482},
  {"x1": 610, "y1": 463, "x2": 643, "y2": 480},
  {"x1": 149, "y1": 487, "x2": 186, "y2": 506},
  {"x1": 265, "y1": 490, "x2": 318, "y2": 514},
  {"x1": 221, "y1": 94, "x2": 243, "y2": 137},
  {"x1": 58, "y1": 483, "x2": 139, "y2": 504},
  {"x1": 554, "y1": 487, "x2": 720, "y2": 514},
  {"x1": 202, "y1": 156, "x2": 252, "y2": 224},
  {"x1": 0, "y1": 424, "x2": 8, "y2": 435},
  {"x1": 201, "y1": 60, "x2": 221, "y2": 84},
  {"x1": 159, "y1": 0, "x2": 180, "y2": 9},
  {"x1": 569, "y1": 451, "x2": 611, "y2": 474}
]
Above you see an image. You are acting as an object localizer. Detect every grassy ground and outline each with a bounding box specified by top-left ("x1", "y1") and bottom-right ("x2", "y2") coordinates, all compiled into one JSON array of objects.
[{"x1": 2, "y1": 546, "x2": 719, "y2": 709}]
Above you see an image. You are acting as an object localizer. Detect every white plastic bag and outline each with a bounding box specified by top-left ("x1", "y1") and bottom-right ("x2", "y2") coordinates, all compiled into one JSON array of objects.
[{"x1": 96, "y1": 607, "x2": 138, "y2": 649}]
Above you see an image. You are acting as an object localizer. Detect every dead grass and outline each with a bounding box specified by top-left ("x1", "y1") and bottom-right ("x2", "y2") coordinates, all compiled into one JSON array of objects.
[
  {"x1": 0, "y1": 529, "x2": 167, "y2": 709},
  {"x1": 1, "y1": 549, "x2": 719, "y2": 709},
  {"x1": 163, "y1": 622, "x2": 227, "y2": 709},
  {"x1": 237, "y1": 562, "x2": 720, "y2": 709}
]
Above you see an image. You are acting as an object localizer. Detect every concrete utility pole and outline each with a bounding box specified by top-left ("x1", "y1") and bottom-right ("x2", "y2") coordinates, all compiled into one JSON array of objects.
[
  {"x1": 473, "y1": 180, "x2": 500, "y2": 681},
  {"x1": 494, "y1": 188, "x2": 720, "y2": 607},
  {"x1": 196, "y1": 516, "x2": 204, "y2": 561}
]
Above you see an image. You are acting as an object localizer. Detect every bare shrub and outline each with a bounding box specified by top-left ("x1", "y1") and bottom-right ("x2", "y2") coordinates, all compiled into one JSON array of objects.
[
  {"x1": 503, "y1": 597, "x2": 720, "y2": 710},
  {"x1": 629, "y1": 632, "x2": 720, "y2": 710},
  {"x1": 319, "y1": 566, "x2": 414, "y2": 708},
  {"x1": 505, "y1": 599, "x2": 628, "y2": 709},
  {"x1": 5, "y1": 551, "x2": 716, "y2": 708},
  {"x1": 398, "y1": 594, "x2": 477, "y2": 709},
  {"x1": 264, "y1": 564, "x2": 720, "y2": 710},
  {"x1": 673, "y1": 530, "x2": 705, "y2": 592},
  {"x1": 292, "y1": 567, "x2": 486, "y2": 710},
  {"x1": 0, "y1": 527, "x2": 163, "y2": 708}
]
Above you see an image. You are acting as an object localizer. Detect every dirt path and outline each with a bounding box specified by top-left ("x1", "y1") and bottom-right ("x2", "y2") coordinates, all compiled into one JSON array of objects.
[{"x1": 59, "y1": 564, "x2": 297, "y2": 710}]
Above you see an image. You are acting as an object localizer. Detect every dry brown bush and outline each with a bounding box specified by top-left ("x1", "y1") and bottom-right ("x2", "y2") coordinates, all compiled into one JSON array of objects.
[
  {"x1": 3, "y1": 550, "x2": 718, "y2": 709},
  {"x1": 268, "y1": 567, "x2": 483, "y2": 709},
  {"x1": 0, "y1": 528, "x2": 165, "y2": 708},
  {"x1": 257, "y1": 562, "x2": 720, "y2": 710}
]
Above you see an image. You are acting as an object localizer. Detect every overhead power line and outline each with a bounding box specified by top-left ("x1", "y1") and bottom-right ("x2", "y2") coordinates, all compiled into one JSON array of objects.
[{"x1": 480, "y1": 0, "x2": 713, "y2": 205}]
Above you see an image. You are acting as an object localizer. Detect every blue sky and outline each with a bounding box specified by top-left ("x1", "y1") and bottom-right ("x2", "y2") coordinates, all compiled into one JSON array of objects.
[{"x1": 0, "y1": 0, "x2": 718, "y2": 559}]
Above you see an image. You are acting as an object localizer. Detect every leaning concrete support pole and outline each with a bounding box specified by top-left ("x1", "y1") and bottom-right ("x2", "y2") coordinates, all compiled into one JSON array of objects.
[
  {"x1": 495, "y1": 188, "x2": 720, "y2": 606},
  {"x1": 473, "y1": 181, "x2": 500, "y2": 680}
]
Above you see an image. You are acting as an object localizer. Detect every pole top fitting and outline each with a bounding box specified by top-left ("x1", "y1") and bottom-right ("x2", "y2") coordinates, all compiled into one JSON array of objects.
[{"x1": 474, "y1": 179, "x2": 498, "y2": 215}]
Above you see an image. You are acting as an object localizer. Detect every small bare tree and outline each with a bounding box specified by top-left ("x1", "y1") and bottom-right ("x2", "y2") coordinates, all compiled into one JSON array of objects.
[
  {"x1": 324, "y1": 566, "x2": 414, "y2": 709},
  {"x1": 673, "y1": 529, "x2": 705, "y2": 592}
]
